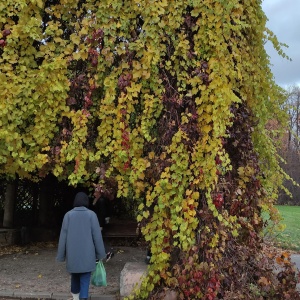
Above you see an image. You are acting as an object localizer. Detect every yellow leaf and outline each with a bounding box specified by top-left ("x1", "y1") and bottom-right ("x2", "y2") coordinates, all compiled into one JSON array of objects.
[
  {"x1": 143, "y1": 210, "x2": 150, "y2": 218},
  {"x1": 187, "y1": 198, "x2": 194, "y2": 205},
  {"x1": 142, "y1": 70, "x2": 150, "y2": 79},
  {"x1": 160, "y1": 152, "x2": 166, "y2": 160},
  {"x1": 192, "y1": 191, "x2": 199, "y2": 199},
  {"x1": 202, "y1": 125, "x2": 211, "y2": 134},
  {"x1": 80, "y1": 27, "x2": 89, "y2": 35},
  {"x1": 73, "y1": 52, "x2": 82, "y2": 60},
  {"x1": 188, "y1": 210, "x2": 196, "y2": 217},
  {"x1": 186, "y1": 189, "x2": 192, "y2": 196},
  {"x1": 138, "y1": 172, "x2": 145, "y2": 180},
  {"x1": 70, "y1": 34, "x2": 81, "y2": 45},
  {"x1": 232, "y1": 229, "x2": 238, "y2": 237},
  {"x1": 42, "y1": 146, "x2": 50, "y2": 151},
  {"x1": 136, "y1": 181, "x2": 145, "y2": 191},
  {"x1": 36, "y1": 0, "x2": 44, "y2": 8},
  {"x1": 148, "y1": 152, "x2": 155, "y2": 159}
]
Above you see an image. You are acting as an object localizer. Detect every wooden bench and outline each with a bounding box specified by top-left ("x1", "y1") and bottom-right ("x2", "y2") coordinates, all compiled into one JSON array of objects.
[
  {"x1": 0, "y1": 229, "x2": 9, "y2": 246},
  {"x1": 102, "y1": 221, "x2": 139, "y2": 238},
  {"x1": 0, "y1": 228, "x2": 20, "y2": 246}
]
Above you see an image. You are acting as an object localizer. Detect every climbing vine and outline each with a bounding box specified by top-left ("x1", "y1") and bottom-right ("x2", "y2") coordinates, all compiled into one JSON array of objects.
[{"x1": 0, "y1": 0, "x2": 298, "y2": 299}]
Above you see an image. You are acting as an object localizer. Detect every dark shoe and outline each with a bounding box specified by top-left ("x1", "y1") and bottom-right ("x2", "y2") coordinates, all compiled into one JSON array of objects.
[
  {"x1": 106, "y1": 250, "x2": 114, "y2": 262},
  {"x1": 145, "y1": 256, "x2": 151, "y2": 265}
]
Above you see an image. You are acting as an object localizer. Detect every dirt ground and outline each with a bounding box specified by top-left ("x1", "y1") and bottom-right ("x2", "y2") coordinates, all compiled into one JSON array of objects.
[{"x1": 0, "y1": 240, "x2": 147, "y2": 297}]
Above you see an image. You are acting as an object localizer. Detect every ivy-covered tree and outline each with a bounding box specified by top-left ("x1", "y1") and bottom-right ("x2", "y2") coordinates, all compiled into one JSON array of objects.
[{"x1": 0, "y1": 0, "x2": 298, "y2": 299}]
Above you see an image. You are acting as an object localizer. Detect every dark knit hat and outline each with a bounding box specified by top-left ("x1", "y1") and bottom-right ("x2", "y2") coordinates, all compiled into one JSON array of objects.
[{"x1": 73, "y1": 192, "x2": 89, "y2": 208}]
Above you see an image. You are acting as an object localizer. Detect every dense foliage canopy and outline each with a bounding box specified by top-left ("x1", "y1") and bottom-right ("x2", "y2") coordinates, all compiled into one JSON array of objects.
[{"x1": 1, "y1": 0, "x2": 297, "y2": 299}]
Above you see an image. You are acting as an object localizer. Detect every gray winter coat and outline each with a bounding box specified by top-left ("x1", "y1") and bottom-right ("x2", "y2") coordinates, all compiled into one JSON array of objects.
[{"x1": 56, "y1": 206, "x2": 106, "y2": 273}]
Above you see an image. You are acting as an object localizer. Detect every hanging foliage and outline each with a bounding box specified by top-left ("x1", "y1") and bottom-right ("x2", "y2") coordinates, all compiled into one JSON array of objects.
[{"x1": 0, "y1": 0, "x2": 298, "y2": 298}]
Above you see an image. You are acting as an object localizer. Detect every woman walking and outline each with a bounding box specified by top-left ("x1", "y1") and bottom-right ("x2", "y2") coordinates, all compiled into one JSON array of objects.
[{"x1": 56, "y1": 192, "x2": 106, "y2": 300}]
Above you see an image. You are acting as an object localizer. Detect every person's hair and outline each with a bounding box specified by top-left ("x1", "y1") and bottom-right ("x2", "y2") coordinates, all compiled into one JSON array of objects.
[{"x1": 73, "y1": 192, "x2": 89, "y2": 208}]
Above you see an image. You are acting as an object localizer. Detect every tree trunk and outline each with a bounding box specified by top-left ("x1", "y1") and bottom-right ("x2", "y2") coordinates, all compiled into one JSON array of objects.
[
  {"x1": 38, "y1": 178, "x2": 49, "y2": 227},
  {"x1": 3, "y1": 180, "x2": 18, "y2": 228}
]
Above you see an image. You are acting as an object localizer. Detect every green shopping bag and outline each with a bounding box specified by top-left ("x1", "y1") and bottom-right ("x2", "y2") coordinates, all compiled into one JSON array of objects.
[{"x1": 91, "y1": 261, "x2": 107, "y2": 286}]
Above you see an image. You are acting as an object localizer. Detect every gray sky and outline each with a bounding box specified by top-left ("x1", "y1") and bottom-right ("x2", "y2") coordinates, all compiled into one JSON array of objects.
[{"x1": 262, "y1": 0, "x2": 300, "y2": 88}]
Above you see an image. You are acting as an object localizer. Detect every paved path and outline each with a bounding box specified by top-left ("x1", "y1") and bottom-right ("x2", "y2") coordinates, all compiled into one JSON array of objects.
[
  {"x1": 0, "y1": 245, "x2": 146, "y2": 300},
  {"x1": 292, "y1": 254, "x2": 300, "y2": 269},
  {"x1": 291, "y1": 254, "x2": 300, "y2": 291},
  {"x1": 1, "y1": 251, "x2": 299, "y2": 299},
  {"x1": 0, "y1": 294, "x2": 115, "y2": 300}
]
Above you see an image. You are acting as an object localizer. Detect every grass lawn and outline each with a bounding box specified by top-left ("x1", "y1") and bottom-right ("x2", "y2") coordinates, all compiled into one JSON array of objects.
[{"x1": 265, "y1": 205, "x2": 300, "y2": 252}]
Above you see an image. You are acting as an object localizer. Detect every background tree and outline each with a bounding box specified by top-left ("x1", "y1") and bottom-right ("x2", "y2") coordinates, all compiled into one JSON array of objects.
[
  {"x1": 278, "y1": 86, "x2": 300, "y2": 205},
  {"x1": 0, "y1": 0, "x2": 298, "y2": 299}
]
